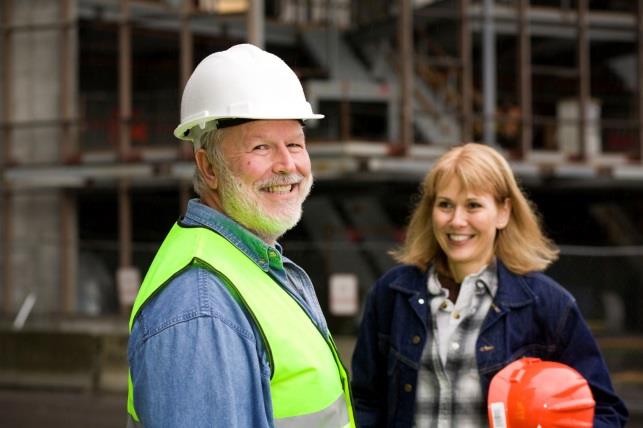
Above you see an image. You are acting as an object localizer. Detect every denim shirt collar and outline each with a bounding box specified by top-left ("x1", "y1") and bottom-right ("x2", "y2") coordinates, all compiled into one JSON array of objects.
[{"x1": 182, "y1": 198, "x2": 285, "y2": 273}]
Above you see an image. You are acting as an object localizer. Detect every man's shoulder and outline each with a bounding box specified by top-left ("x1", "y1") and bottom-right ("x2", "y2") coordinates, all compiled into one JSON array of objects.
[{"x1": 133, "y1": 266, "x2": 256, "y2": 340}]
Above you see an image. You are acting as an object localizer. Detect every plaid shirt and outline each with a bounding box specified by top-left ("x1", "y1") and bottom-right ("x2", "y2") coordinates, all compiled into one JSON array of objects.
[{"x1": 414, "y1": 264, "x2": 498, "y2": 428}]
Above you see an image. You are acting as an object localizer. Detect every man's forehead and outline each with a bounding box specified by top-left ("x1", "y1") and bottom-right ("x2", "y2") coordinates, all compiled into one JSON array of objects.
[{"x1": 233, "y1": 120, "x2": 304, "y2": 140}]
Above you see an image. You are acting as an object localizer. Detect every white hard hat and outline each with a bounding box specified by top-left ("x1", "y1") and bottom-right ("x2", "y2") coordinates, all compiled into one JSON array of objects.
[{"x1": 174, "y1": 43, "x2": 323, "y2": 141}]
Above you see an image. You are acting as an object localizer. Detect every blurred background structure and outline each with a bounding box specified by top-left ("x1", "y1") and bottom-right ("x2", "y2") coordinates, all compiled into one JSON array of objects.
[{"x1": 1, "y1": 0, "x2": 643, "y2": 426}]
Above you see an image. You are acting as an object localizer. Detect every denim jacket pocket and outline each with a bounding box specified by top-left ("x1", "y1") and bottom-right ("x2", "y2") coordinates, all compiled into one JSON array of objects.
[{"x1": 387, "y1": 347, "x2": 420, "y2": 427}]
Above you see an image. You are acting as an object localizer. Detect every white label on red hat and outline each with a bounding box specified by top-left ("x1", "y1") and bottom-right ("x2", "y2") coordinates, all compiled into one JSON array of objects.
[{"x1": 490, "y1": 402, "x2": 507, "y2": 428}]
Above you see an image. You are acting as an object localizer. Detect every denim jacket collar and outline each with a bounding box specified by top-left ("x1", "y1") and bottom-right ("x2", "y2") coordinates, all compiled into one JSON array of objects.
[
  {"x1": 181, "y1": 198, "x2": 285, "y2": 273},
  {"x1": 386, "y1": 260, "x2": 536, "y2": 309},
  {"x1": 387, "y1": 265, "x2": 428, "y2": 296},
  {"x1": 494, "y1": 263, "x2": 536, "y2": 309}
]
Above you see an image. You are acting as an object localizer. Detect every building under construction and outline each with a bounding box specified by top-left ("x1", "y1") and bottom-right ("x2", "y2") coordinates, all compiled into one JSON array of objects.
[{"x1": 1, "y1": 0, "x2": 643, "y2": 422}]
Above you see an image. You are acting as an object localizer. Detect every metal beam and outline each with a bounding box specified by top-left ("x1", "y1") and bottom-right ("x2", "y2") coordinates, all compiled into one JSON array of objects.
[
  {"x1": 60, "y1": 0, "x2": 75, "y2": 160},
  {"x1": 179, "y1": 0, "x2": 194, "y2": 214},
  {"x1": 247, "y1": 0, "x2": 264, "y2": 48},
  {"x1": 179, "y1": 0, "x2": 194, "y2": 161},
  {"x1": 638, "y1": 0, "x2": 643, "y2": 161},
  {"x1": 398, "y1": 0, "x2": 413, "y2": 152},
  {"x1": 118, "y1": 179, "x2": 132, "y2": 268},
  {"x1": 518, "y1": 0, "x2": 532, "y2": 157},
  {"x1": 119, "y1": 0, "x2": 132, "y2": 161},
  {"x1": 59, "y1": 0, "x2": 76, "y2": 314},
  {"x1": 118, "y1": 0, "x2": 132, "y2": 271},
  {"x1": 482, "y1": 0, "x2": 497, "y2": 146},
  {"x1": 577, "y1": 0, "x2": 590, "y2": 159},
  {"x1": 1, "y1": 0, "x2": 13, "y2": 316},
  {"x1": 460, "y1": 0, "x2": 472, "y2": 142}
]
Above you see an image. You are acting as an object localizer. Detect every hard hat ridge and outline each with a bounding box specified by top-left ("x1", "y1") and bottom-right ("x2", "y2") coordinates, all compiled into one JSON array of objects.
[{"x1": 174, "y1": 43, "x2": 323, "y2": 141}]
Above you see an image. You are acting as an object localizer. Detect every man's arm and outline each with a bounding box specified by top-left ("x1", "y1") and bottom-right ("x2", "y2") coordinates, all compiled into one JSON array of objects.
[{"x1": 128, "y1": 268, "x2": 273, "y2": 428}]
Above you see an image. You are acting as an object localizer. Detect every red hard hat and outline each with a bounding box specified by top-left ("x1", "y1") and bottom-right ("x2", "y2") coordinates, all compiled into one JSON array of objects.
[{"x1": 488, "y1": 357, "x2": 595, "y2": 428}]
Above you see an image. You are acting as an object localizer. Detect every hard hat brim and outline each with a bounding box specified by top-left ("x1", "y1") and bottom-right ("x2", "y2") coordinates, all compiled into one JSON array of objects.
[{"x1": 174, "y1": 113, "x2": 324, "y2": 141}]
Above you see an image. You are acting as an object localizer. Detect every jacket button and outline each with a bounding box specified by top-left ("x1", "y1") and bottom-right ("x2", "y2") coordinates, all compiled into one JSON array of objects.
[
  {"x1": 404, "y1": 383, "x2": 413, "y2": 393},
  {"x1": 411, "y1": 335, "x2": 421, "y2": 344}
]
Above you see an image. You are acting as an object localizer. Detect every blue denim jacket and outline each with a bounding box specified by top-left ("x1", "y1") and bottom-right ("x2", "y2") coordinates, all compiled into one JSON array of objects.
[
  {"x1": 351, "y1": 262, "x2": 628, "y2": 428},
  {"x1": 128, "y1": 199, "x2": 329, "y2": 427}
]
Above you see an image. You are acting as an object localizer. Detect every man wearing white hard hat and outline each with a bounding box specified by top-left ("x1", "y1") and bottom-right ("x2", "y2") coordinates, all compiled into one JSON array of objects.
[{"x1": 126, "y1": 44, "x2": 355, "y2": 428}]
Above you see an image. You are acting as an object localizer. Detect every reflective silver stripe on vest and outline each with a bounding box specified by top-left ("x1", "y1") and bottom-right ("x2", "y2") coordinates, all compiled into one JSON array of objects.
[{"x1": 274, "y1": 393, "x2": 349, "y2": 428}]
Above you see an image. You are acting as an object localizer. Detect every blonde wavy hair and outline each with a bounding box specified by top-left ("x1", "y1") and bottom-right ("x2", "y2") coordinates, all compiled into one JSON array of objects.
[{"x1": 393, "y1": 143, "x2": 558, "y2": 274}]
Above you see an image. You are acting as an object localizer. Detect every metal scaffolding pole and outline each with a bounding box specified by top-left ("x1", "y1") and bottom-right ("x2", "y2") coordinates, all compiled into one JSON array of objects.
[
  {"x1": 1, "y1": 0, "x2": 13, "y2": 316},
  {"x1": 518, "y1": 0, "x2": 532, "y2": 157},
  {"x1": 179, "y1": 0, "x2": 194, "y2": 213},
  {"x1": 247, "y1": 0, "x2": 264, "y2": 48},
  {"x1": 398, "y1": 0, "x2": 413, "y2": 152},
  {"x1": 59, "y1": 0, "x2": 76, "y2": 313},
  {"x1": 460, "y1": 0, "x2": 472, "y2": 143},
  {"x1": 179, "y1": 0, "x2": 193, "y2": 162},
  {"x1": 118, "y1": 0, "x2": 132, "y2": 272},
  {"x1": 119, "y1": 0, "x2": 132, "y2": 162},
  {"x1": 482, "y1": 0, "x2": 496, "y2": 146},
  {"x1": 638, "y1": 0, "x2": 643, "y2": 160},
  {"x1": 577, "y1": 0, "x2": 590, "y2": 159}
]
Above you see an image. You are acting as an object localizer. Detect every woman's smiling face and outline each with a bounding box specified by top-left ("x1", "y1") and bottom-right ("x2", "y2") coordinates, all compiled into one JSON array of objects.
[{"x1": 432, "y1": 178, "x2": 510, "y2": 282}]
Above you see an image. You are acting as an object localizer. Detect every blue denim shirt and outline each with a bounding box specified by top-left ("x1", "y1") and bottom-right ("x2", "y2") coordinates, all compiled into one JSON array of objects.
[
  {"x1": 128, "y1": 199, "x2": 329, "y2": 427},
  {"x1": 351, "y1": 261, "x2": 629, "y2": 428}
]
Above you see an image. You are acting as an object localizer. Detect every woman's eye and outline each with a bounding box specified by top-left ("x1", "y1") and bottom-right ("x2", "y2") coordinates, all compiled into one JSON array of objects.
[
  {"x1": 436, "y1": 201, "x2": 452, "y2": 209},
  {"x1": 467, "y1": 202, "x2": 482, "y2": 209}
]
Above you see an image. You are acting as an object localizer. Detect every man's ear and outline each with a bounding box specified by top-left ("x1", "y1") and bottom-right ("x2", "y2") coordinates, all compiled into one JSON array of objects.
[{"x1": 195, "y1": 148, "x2": 218, "y2": 190}]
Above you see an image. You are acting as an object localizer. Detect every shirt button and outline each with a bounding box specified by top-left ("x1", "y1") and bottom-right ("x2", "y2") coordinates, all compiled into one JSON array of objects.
[
  {"x1": 404, "y1": 383, "x2": 413, "y2": 393},
  {"x1": 451, "y1": 342, "x2": 460, "y2": 350},
  {"x1": 453, "y1": 311, "x2": 460, "y2": 320},
  {"x1": 411, "y1": 335, "x2": 421, "y2": 344},
  {"x1": 440, "y1": 302, "x2": 448, "y2": 310},
  {"x1": 418, "y1": 298, "x2": 425, "y2": 305}
]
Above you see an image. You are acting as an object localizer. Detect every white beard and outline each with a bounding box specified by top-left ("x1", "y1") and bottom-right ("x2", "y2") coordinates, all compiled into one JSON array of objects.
[{"x1": 217, "y1": 164, "x2": 313, "y2": 242}]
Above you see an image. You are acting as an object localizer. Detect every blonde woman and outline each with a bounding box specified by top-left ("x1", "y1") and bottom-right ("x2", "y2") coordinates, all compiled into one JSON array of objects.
[{"x1": 351, "y1": 143, "x2": 627, "y2": 427}]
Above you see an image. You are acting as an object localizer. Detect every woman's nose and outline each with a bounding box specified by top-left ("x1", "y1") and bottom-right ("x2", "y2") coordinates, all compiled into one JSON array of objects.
[{"x1": 450, "y1": 207, "x2": 467, "y2": 226}]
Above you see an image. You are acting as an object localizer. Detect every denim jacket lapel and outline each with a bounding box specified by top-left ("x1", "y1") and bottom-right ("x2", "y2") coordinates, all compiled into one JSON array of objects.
[{"x1": 388, "y1": 267, "x2": 431, "y2": 333}]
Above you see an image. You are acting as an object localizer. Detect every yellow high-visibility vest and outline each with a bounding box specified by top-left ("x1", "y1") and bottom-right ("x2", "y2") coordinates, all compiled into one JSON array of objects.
[{"x1": 128, "y1": 223, "x2": 355, "y2": 427}]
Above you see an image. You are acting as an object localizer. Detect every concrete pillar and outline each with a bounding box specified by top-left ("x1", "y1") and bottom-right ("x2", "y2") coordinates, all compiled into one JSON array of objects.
[{"x1": 5, "y1": 0, "x2": 78, "y2": 316}]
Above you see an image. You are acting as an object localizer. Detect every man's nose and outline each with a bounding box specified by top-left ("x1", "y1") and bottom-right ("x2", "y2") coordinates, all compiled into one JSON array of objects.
[{"x1": 273, "y1": 145, "x2": 296, "y2": 173}]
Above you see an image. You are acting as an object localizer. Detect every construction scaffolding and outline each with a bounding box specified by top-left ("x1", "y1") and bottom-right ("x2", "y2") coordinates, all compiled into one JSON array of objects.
[{"x1": 0, "y1": 0, "x2": 642, "y2": 324}]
